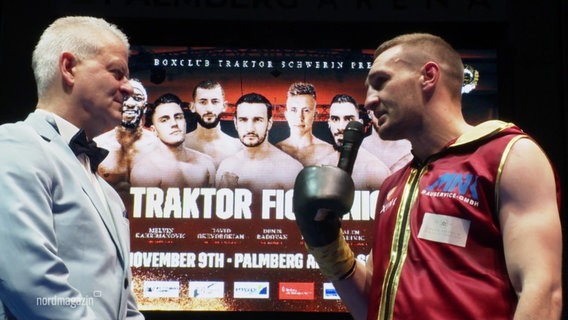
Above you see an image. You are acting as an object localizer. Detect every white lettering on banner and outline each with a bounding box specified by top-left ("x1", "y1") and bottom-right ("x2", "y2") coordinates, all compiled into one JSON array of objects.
[
  {"x1": 130, "y1": 252, "x2": 317, "y2": 269},
  {"x1": 305, "y1": 254, "x2": 319, "y2": 269},
  {"x1": 261, "y1": 189, "x2": 295, "y2": 220},
  {"x1": 198, "y1": 252, "x2": 226, "y2": 268},
  {"x1": 218, "y1": 59, "x2": 274, "y2": 68},
  {"x1": 280, "y1": 60, "x2": 343, "y2": 69},
  {"x1": 152, "y1": 58, "x2": 369, "y2": 70},
  {"x1": 130, "y1": 187, "x2": 377, "y2": 220},
  {"x1": 154, "y1": 58, "x2": 211, "y2": 67},
  {"x1": 233, "y1": 253, "x2": 304, "y2": 269},
  {"x1": 343, "y1": 190, "x2": 380, "y2": 221},
  {"x1": 130, "y1": 187, "x2": 252, "y2": 219},
  {"x1": 130, "y1": 252, "x2": 226, "y2": 268},
  {"x1": 305, "y1": 253, "x2": 369, "y2": 270},
  {"x1": 130, "y1": 252, "x2": 197, "y2": 268},
  {"x1": 351, "y1": 61, "x2": 373, "y2": 70}
]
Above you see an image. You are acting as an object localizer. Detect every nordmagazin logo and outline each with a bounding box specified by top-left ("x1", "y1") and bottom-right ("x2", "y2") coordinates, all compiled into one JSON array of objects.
[
  {"x1": 143, "y1": 281, "x2": 180, "y2": 298},
  {"x1": 188, "y1": 281, "x2": 224, "y2": 298},
  {"x1": 233, "y1": 282, "x2": 269, "y2": 299},
  {"x1": 278, "y1": 282, "x2": 314, "y2": 300}
]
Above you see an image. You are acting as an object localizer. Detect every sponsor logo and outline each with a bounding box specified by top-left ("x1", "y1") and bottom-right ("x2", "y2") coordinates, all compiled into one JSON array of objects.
[
  {"x1": 423, "y1": 173, "x2": 480, "y2": 206},
  {"x1": 233, "y1": 282, "x2": 270, "y2": 299},
  {"x1": 143, "y1": 281, "x2": 180, "y2": 298},
  {"x1": 379, "y1": 187, "x2": 397, "y2": 215},
  {"x1": 425, "y1": 173, "x2": 479, "y2": 200},
  {"x1": 188, "y1": 281, "x2": 225, "y2": 298},
  {"x1": 278, "y1": 282, "x2": 314, "y2": 300},
  {"x1": 323, "y1": 282, "x2": 340, "y2": 300}
]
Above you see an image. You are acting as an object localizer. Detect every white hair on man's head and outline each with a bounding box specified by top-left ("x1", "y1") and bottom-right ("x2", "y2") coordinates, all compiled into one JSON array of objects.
[{"x1": 32, "y1": 16, "x2": 130, "y2": 98}]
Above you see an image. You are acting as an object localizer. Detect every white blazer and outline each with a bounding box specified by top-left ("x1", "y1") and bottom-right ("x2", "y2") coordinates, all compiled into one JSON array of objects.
[{"x1": 0, "y1": 112, "x2": 144, "y2": 319}]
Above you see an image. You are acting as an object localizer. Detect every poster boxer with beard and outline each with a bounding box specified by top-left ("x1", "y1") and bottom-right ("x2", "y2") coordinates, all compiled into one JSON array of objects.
[
  {"x1": 184, "y1": 80, "x2": 242, "y2": 168},
  {"x1": 216, "y1": 92, "x2": 303, "y2": 192},
  {"x1": 318, "y1": 94, "x2": 391, "y2": 190}
]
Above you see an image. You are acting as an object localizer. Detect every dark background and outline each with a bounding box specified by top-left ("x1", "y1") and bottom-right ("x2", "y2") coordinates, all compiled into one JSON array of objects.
[{"x1": 1, "y1": 1, "x2": 566, "y2": 319}]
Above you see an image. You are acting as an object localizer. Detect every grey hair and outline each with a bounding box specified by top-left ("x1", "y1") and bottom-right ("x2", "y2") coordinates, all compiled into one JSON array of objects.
[{"x1": 32, "y1": 16, "x2": 129, "y2": 98}]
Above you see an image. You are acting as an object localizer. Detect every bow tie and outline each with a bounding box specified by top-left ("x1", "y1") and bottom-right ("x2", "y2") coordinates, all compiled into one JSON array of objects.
[{"x1": 69, "y1": 129, "x2": 109, "y2": 173}]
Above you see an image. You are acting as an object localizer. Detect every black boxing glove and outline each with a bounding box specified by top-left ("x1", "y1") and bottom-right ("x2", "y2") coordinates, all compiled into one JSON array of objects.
[
  {"x1": 293, "y1": 165, "x2": 357, "y2": 280},
  {"x1": 293, "y1": 165, "x2": 355, "y2": 247}
]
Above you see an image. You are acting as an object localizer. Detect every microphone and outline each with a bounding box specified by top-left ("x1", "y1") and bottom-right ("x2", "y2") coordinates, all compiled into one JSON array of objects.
[{"x1": 337, "y1": 121, "x2": 365, "y2": 175}]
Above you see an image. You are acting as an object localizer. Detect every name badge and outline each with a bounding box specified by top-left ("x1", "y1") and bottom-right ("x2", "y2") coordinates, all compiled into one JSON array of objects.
[{"x1": 417, "y1": 213, "x2": 470, "y2": 247}]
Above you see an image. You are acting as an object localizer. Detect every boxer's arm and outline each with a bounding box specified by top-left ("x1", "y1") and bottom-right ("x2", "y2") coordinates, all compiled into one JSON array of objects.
[{"x1": 499, "y1": 138, "x2": 562, "y2": 319}]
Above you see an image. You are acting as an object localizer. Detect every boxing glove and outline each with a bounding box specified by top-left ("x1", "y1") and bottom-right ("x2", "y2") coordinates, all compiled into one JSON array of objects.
[
  {"x1": 292, "y1": 165, "x2": 355, "y2": 247},
  {"x1": 293, "y1": 165, "x2": 357, "y2": 280}
]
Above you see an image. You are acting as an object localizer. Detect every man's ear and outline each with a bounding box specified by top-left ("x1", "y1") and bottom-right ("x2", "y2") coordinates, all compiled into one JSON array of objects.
[
  {"x1": 60, "y1": 52, "x2": 77, "y2": 86},
  {"x1": 189, "y1": 102, "x2": 195, "y2": 113},
  {"x1": 420, "y1": 61, "x2": 440, "y2": 92}
]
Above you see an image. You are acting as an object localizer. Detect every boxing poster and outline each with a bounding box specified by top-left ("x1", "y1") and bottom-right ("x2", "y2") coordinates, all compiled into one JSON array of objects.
[{"x1": 94, "y1": 46, "x2": 497, "y2": 312}]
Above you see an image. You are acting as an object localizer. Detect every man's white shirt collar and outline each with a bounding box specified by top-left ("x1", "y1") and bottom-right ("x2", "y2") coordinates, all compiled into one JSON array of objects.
[{"x1": 35, "y1": 109, "x2": 81, "y2": 144}]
